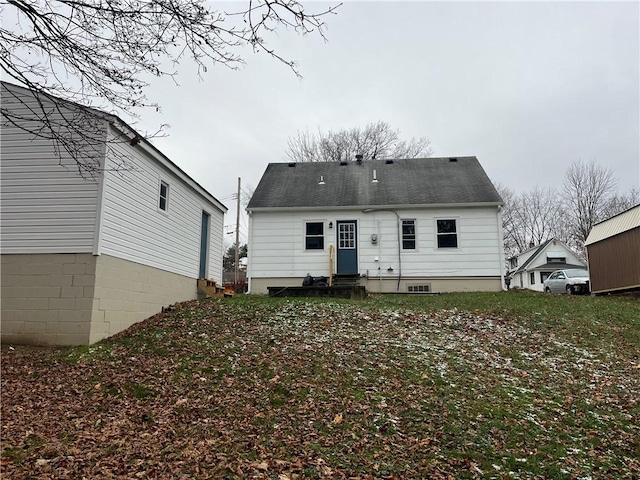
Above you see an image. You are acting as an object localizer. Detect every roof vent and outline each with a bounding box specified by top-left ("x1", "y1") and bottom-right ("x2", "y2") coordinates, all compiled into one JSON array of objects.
[
  {"x1": 355, "y1": 154, "x2": 363, "y2": 163},
  {"x1": 449, "y1": 157, "x2": 458, "y2": 162},
  {"x1": 372, "y1": 169, "x2": 379, "y2": 183},
  {"x1": 288, "y1": 162, "x2": 296, "y2": 167},
  {"x1": 385, "y1": 159, "x2": 394, "y2": 165},
  {"x1": 318, "y1": 175, "x2": 325, "y2": 185},
  {"x1": 340, "y1": 161, "x2": 348, "y2": 166}
]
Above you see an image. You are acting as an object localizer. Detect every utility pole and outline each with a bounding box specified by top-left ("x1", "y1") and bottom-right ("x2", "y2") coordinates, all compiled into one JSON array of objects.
[{"x1": 235, "y1": 177, "x2": 241, "y2": 285}]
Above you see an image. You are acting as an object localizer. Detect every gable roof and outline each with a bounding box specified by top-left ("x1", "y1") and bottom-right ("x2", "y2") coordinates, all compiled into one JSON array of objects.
[
  {"x1": 247, "y1": 157, "x2": 502, "y2": 210},
  {"x1": 510, "y1": 239, "x2": 555, "y2": 274},
  {"x1": 509, "y1": 238, "x2": 585, "y2": 275},
  {"x1": 585, "y1": 204, "x2": 640, "y2": 246}
]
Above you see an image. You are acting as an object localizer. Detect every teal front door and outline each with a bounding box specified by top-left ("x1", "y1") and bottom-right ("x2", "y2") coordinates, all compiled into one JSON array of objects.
[{"x1": 336, "y1": 220, "x2": 358, "y2": 274}]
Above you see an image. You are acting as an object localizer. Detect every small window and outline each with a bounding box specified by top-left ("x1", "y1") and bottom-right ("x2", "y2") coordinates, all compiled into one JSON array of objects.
[
  {"x1": 159, "y1": 181, "x2": 169, "y2": 211},
  {"x1": 530, "y1": 272, "x2": 535, "y2": 285},
  {"x1": 305, "y1": 222, "x2": 324, "y2": 250},
  {"x1": 437, "y1": 219, "x2": 458, "y2": 248},
  {"x1": 402, "y1": 219, "x2": 416, "y2": 250},
  {"x1": 548, "y1": 256, "x2": 566, "y2": 264},
  {"x1": 338, "y1": 222, "x2": 356, "y2": 249},
  {"x1": 408, "y1": 284, "x2": 431, "y2": 293},
  {"x1": 510, "y1": 258, "x2": 518, "y2": 268}
]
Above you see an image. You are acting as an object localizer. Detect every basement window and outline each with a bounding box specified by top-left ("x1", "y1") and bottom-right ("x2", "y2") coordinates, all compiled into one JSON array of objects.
[
  {"x1": 436, "y1": 219, "x2": 458, "y2": 248},
  {"x1": 305, "y1": 222, "x2": 324, "y2": 250},
  {"x1": 408, "y1": 284, "x2": 431, "y2": 293},
  {"x1": 159, "y1": 181, "x2": 169, "y2": 212}
]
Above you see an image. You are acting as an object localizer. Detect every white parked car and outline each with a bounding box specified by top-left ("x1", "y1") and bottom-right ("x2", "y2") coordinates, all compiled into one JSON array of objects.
[{"x1": 543, "y1": 268, "x2": 590, "y2": 295}]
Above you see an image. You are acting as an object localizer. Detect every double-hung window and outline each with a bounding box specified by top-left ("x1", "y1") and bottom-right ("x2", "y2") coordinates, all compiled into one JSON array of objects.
[
  {"x1": 305, "y1": 222, "x2": 324, "y2": 250},
  {"x1": 401, "y1": 219, "x2": 416, "y2": 250},
  {"x1": 436, "y1": 219, "x2": 458, "y2": 248},
  {"x1": 159, "y1": 181, "x2": 169, "y2": 212}
]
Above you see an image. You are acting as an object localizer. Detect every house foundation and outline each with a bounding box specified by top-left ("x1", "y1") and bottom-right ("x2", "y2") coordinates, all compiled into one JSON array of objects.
[
  {"x1": 1, "y1": 253, "x2": 199, "y2": 345},
  {"x1": 250, "y1": 276, "x2": 502, "y2": 295}
]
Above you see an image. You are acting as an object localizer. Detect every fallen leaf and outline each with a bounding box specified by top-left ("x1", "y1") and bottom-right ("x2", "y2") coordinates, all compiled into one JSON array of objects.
[{"x1": 253, "y1": 461, "x2": 268, "y2": 471}]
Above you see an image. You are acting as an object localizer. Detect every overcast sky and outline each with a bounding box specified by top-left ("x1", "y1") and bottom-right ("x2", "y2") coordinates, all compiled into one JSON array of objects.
[{"x1": 135, "y1": 1, "x2": 639, "y2": 244}]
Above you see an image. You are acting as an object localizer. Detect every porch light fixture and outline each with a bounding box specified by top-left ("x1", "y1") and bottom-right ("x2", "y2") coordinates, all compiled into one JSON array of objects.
[{"x1": 329, "y1": 221, "x2": 333, "y2": 229}]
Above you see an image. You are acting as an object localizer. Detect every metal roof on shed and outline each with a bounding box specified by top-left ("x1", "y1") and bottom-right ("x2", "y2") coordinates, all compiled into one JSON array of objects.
[{"x1": 585, "y1": 204, "x2": 640, "y2": 245}]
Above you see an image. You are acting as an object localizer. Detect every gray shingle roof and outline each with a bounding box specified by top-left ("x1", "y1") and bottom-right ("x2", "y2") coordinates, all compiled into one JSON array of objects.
[{"x1": 247, "y1": 157, "x2": 502, "y2": 209}]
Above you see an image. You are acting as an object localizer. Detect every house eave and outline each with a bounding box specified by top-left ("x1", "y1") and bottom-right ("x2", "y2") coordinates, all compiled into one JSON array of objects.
[{"x1": 247, "y1": 202, "x2": 502, "y2": 213}]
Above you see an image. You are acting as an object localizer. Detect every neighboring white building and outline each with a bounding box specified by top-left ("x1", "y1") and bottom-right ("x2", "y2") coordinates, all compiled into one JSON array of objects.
[
  {"x1": 1, "y1": 82, "x2": 227, "y2": 345},
  {"x1": 246, "y1": 157, "x2": 505, "y2": 294},
  {"x1": 507, "y1": 238, "x2": 586, "y2": 292}
]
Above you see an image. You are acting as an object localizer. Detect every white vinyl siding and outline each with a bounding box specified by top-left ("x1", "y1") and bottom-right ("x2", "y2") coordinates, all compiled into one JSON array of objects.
[
  {"x1": 248, "y1": 207, "x2": 502, "y2": 281},
  {"x1": 99, "y1": 125, "x2": 225, "y2": 281},
  {"x1": 0, "y1": 83, "x2": 103, "y2": 253}
]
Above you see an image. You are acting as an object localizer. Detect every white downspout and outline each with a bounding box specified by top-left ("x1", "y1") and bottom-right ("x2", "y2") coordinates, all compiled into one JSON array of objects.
[
  {"x1": 497, "y1": 205, "x2": 505, "y2": 290},
  {"x1": 247, "y1": 210, "x2": 254, "y2": 293}
]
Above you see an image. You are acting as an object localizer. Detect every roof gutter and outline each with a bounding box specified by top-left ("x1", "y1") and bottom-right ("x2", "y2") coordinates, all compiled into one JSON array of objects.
[{"x1": 247, "y1": 202, "x2": 503, "y2": 213}]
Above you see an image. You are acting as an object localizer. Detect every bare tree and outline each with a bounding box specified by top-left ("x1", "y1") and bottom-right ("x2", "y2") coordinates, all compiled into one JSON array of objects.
[
  {"x1": 1, "y1": 0, "x2": 340, "y2": 172},
  {"x1": 563, "y1": 160, "x2": 617, "y2": 247},
  {"x1": 601, "y1": 187, "x2": 640, "y2": 219},
  {"x1": 493, "y1": 181, "x2": 519, "y2": 260},
  {"x1": 285, "y1": 121, "x2": 433, "y2": 162},
  {"x1": 499, "y1": 162, "x2": 633, "y2": 262},
  {"x1": 505, "y1": 186, "x2": 566, "y2": 256}
]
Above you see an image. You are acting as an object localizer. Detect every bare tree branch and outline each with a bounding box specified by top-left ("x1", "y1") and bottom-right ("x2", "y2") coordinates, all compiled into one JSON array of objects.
[
  {"x1": 1, "y1": 0, "x2": 341, "y2": 174},
  {"x1": 285, "y1": 121, "x2": 433, "y2": 162}
]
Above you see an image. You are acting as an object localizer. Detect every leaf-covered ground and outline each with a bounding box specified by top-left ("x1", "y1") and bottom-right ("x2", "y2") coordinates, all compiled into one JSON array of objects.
[{"x1": 2, "y1": 292, "x2": 639, "y2": 479}]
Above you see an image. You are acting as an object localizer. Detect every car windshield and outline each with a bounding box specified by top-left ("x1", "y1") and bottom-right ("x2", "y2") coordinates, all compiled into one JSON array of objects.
[{"x1": 566, "y1": 269, "x2": 588, "y2": 278}]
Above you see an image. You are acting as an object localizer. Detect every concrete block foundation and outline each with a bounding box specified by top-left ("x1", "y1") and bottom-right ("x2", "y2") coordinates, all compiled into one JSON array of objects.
[{"x1": 1, "y1": 253, "x2": 199, "y2": 345}]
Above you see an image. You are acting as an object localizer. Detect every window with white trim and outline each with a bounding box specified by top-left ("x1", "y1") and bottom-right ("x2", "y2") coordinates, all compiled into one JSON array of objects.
[
  {"x1": 401, "y1": 219, "x2": 416, "y2": 250},
  {"x1": 338, "y1": 222, "x2": 356, "y2": 249},
  {"x1": 548, "y1": 256, "x2": 566, "y2": 264},
  {"x1": 436, "y1": 219, "x2": 457, "y2": 248},
  {"x1": 159, "y1": 181, "x2": 169, "y2": 211},
  {"x1": 305, "y1": 222, "x2": 324, "y2": 250}
]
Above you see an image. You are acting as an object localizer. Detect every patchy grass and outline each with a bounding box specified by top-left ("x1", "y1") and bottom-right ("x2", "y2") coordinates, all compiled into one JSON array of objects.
[{"x1": 2, "y1": 291, "x2": 638, "y2": 479}]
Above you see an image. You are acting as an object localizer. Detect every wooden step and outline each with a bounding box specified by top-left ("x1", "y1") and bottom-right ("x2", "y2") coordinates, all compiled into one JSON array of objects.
[
  {"x1": 331, "y1": 274, "x2": 360, "y2": 287},
  {"x1": 197, "y1": 278, "x2": 228, "y2": 298}
]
